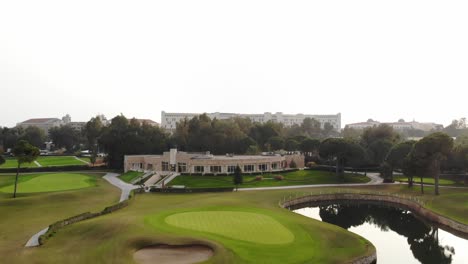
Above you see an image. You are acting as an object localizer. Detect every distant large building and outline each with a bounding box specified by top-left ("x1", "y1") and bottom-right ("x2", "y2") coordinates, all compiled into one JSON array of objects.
[
  {"x1": 17, "y1": 114, "x2": 86, "y2": 133},
  {"x1": 16, "y1": 118, "x2": 63, "y2": 134},
  {"x1": 161, "y1": 111, "x2": 341, "y2": 132},
  {"x1": 345, "y1": 119, "x2": 443, "y2": 132},
  {"x1": 125, "y1": 149, "x2": 304, "y2": 174}
]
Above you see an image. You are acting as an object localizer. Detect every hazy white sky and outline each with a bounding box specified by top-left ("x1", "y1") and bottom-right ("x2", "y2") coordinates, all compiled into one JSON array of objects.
[{"x1": 1, "y1": 0, "x2": 467, "y2": 128}]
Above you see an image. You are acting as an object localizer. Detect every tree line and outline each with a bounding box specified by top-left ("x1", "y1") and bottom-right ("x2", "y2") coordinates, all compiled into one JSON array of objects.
[{"x1": 1, "y1": 115, "x2": 468, "y2": 191}]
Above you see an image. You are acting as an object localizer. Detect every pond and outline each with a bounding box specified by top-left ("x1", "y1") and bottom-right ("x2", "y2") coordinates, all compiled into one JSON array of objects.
[{"x1": 294, "y1": 203, "x2": 468, "y2": 264}]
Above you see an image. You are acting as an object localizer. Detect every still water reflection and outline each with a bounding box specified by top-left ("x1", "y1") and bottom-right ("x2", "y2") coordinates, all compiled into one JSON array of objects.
[{"x1": 294, "y1": 204, "x2": 468, "y2": 264}]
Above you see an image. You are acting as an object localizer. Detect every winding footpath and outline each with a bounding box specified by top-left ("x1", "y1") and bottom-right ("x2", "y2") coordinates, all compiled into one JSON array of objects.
[{"x1": 25, "y1": 172, "x2": 136, "y2": 247}]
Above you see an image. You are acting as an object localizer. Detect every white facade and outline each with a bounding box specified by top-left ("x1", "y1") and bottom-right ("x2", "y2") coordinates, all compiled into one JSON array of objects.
[
  {"x1": 161, "y1": 111, "x2": 341, "y2": 132},
  {"x1": 346, "y1": 119, "x2": 443, "y2": 132}
]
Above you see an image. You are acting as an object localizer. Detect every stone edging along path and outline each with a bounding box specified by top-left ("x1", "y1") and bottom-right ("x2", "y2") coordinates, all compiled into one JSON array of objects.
[{"x1": 281, "y1": 193, "x2": 468, "y2": 264}]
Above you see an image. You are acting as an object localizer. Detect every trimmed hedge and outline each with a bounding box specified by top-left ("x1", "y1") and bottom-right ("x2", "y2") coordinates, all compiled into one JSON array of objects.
[
  {"x1": 179, "y1": 168, "x2": 299, "y2": 177},
  {"x1": 305, "y1": 165, "x2": 380, "y2": 173},
  {"x1": 150, "y1": 187, "x2": 234, "y2": 193}
]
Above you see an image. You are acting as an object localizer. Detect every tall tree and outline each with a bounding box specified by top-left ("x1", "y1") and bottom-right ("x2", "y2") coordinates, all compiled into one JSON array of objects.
[
  {"x1": 19, "y1": 126, "x2": 45, "y2": 148},
  {"x1": 49, "y1": 125, "x2": 82, "y2": 152},
  {"x1": 12, "y1": 140, "x2": 40, "y2": 198},
  {"x1": 267, "y1": 136, "x2": 284, "y2": 151},
  {"x1": 0, "y1": 148, "x2": 5, "y2": 166},
  {"x1": 84, "y1": 116, "x2": 104, "y2": 154},
  {"x1": 382, "y1": 140, "x2": 416, "y2": 182},
  {"x1": 410, "y1": 132, "x2": 454, "y2": 195},
  {"x1": 319, "y1": 138, "x2": 365, "y2": 177},
  {"x1": 360, "y1": 124, "x2": 399, "y2": 166},
  {"x1": 99, "y1": 115, "x2": 168, "y2": 169},
  {"x1": 233, "y1": 165, "x2": 243, "y2": 191}
]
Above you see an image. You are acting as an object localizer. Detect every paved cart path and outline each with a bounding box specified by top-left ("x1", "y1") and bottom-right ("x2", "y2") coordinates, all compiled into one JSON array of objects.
[{"x1": 25, "y1": 172, "x2": 136, "y2": 247}]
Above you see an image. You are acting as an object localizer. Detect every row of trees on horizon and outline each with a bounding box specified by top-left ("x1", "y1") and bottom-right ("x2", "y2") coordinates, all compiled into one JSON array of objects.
[{"x1": 1, "y1": 115, "x2": 468, "y2": 193}]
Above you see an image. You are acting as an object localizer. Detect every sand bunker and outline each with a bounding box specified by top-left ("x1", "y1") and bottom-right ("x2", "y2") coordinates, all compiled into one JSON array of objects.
[{"x1": 133, "y1": 244, "x2": 213, "y2": 264}]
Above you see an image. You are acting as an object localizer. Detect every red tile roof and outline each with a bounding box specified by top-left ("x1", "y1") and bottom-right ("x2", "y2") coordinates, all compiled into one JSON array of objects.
[{"x1": 20, "y1": 118, "x2": 61, "y2": 124}]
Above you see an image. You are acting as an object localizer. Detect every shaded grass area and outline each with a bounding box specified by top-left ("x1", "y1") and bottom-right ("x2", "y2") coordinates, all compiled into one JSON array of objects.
[
  {"x1": 36, "y1": 156, "x2": 88, "y2": 166},
  {"x1": 0, "y1": 173, "x2": 96, "y2": 194},
  {"x1": 0, "y1": 158, "x2": 37, "y2": 168},
  {"x1": 119, "y1": 171, "x2": 145, "y2": 183},
  {"x1": 169, "y1": 170, "x2": 370, "y2": 188},
  {"x1": 394, "y1": 175, "x2": 464, "y2": 186},
  {"x1": 0, "y1": 172, "x2": 120, "y2": 264}
]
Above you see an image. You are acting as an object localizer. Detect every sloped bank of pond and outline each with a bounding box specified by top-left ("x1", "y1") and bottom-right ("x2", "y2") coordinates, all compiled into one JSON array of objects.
[{"x1": 293, "y1": 202, "x2": 468, "y2": 264}]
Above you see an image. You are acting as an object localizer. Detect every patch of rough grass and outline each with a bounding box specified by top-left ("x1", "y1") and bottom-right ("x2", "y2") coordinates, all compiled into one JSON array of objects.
[{"x1": 164, "y1": 211, "x2": 294, "y2": 244}]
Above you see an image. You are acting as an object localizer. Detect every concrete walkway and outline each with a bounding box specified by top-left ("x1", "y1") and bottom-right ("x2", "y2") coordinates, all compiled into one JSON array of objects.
[
  {"x1": 103, "y1": 172, "x2": 140, "y2": 202},
  {"x1": 34, "y1": 161, "x2": 42, "y2": 167},
  {"x1": 25, "y1": 227, "x2": 48, "y2": 247},
  {"x1": 144, "y1": 173, "x2": 161, "y2": 187}
]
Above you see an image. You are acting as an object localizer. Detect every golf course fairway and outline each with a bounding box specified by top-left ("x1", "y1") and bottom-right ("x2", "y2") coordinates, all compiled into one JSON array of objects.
[
  {"x1": 164, "y1": 211, "x2": 295, "y2": 244},
  {"x1": 0, "y1": 173, "x2": 95, "y2": 193}
]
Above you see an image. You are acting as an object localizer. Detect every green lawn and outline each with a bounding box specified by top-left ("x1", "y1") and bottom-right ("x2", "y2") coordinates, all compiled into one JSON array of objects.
[
  {"x1": 394, "y1": 175, "x2": 462, "y2": 186},
  {"x1": 1, "y1": 171, "x2": 467, "y2": 263},
  {"x1": 0, "y1": 158, "x2": 38, "y2": 168},
  {"x1": 0, "y1": 173, "x2": 96, "y2": 194},
  {"x1": 23, "y1": 190, "x2": 373, "y2": 264},
  {"x1": 119, "y1": 171, "x2": 145, "y2": 183},
  {"x1": 169, "y1": 170, "x2": 370, "y2": 188},
  {"x1": 163, "y1": 211, "x2": 295, "y2": 244},
  {"x1": 0, "y1": 172, "x2": 120, "y2": 264},
  {"x1": 76, "y1": 156, "x2": 91, "y2": 163},
  {"x1": 36, "y1": 156, "x2": 89, "y2": 166}
]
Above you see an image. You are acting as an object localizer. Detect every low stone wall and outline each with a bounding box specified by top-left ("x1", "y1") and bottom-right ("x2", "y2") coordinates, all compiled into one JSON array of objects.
[
  {"x1": 348, "y1": 252, "x2": 377, "y2": 264},
  {"x1": 282, "y1": 193, "x2": 468, "y2": 236},
  {"x1": 38, "y1": 190, "x2": 140, "y2": 245}
]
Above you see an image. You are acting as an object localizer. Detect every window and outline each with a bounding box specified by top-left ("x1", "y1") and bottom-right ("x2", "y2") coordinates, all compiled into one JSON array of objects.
[
  {"x1": 258, "y1": 164, "x2": 268, "y2": 171},
  {"x1": 243, "y1": 164, "x2": 255, "y2": 172},
  {"x1": 227, "y1": 166, "x2": 237, "y2": 173},
  {"x1": 162, "y1": 162, "x2": 169, "y2": 171},
  {"x1": 210, "y1": 166, "x2": 221, "y2": 173},
  {"x1": 194, "y1": 166, "x2": 204, "y2": 173},
  {"x1": 271, "y1": 163, "x2": 278, "y2": 170},
  {"x1": 178, "y1": 163, "x2": 187, "y2": 172}
]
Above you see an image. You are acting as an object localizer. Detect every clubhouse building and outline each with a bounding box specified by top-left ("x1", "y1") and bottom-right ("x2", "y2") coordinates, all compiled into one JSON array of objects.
[{"x1": 124, "y1": 149, "x2": 304, "y2": 174}]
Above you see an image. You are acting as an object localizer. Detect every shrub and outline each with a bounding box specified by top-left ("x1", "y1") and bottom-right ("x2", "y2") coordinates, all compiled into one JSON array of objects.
[
  {"x1": 255, "y1": 175, "x2": 263, "y2": 181},
  {"x1": 289, "y1": 160, "x2": 297, "y2": 168},
  {"x1": 306, "y1": 161, "x2": 317, "y2": 167},
  {"x1": 274, "y1": 175, "x2": 284, "y2": 181}
]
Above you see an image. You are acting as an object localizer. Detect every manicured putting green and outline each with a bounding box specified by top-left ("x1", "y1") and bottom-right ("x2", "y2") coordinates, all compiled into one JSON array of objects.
[
  {"x1": 164, "y1": 211, "x2": 294, "y2": 244},
  {"x1": 0, "y1": 173, "x2": 95, "y2": 193}
]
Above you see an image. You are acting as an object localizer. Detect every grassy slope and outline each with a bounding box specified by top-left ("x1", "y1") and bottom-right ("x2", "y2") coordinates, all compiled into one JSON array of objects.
[
  {"x1": 0, "y1": 175, "x2": 466, "y2": 263},
  {"x1": 25, "y1": 191, "x2": 373, "y2": 264},
  {"x1": 0, "y1": 173, "x2": 96, "y2": 193},
  {"x1": 394, "y1": 175, "x2": 464, "y2": 186},
  {"x1": 169, "y1": 170, "x2": 370, "y2": 188},
  {"x1": 36, "y1": 156, "x2": 87, "y2": 166},
  {"x1": 0, "y1": 172, "x2": 120, "y2": 264},
  {"x1": 119, "y1": 171, "x2": 145, "y2": 183}
]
